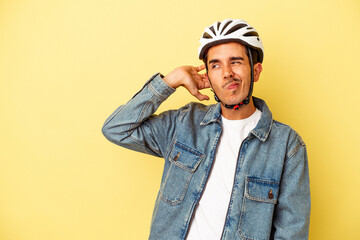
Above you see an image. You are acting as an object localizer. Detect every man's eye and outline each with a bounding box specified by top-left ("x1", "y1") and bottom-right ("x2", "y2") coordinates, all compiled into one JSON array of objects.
[
  {"x1": 212, "y1": 64, "x2": 219, "y2": 69},
  {"x1": 231, "y1": 61, "x2": 241, "y2": 65}
]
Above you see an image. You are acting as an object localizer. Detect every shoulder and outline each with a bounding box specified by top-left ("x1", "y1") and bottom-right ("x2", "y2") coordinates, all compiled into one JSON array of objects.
[
  {"x1": 179, "y1": 102, "x2": 215, "y2": 112},
  {"x1": 154, "y1": 102, "x2": 217, "y2": 123},
  {"x1": 272, "y1": 120, "x2": 305, "y2": 145},
  {"x1": 175, "y1": 102, "x2": 217, "y2": 118},
  {"x1": 270, "y1": 119, "x2": 306, "y2": 160}
]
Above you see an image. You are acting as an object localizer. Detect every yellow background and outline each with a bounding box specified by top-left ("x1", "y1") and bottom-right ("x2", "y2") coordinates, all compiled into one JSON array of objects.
[{"x1": 1, "y1": 0, "x2": 359, "y2": 239}]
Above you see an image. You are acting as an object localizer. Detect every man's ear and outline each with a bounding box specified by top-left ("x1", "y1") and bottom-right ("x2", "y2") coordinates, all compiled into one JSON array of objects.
[{"x1": 253, "y1": 63, "x2": 262, "y2": 82}]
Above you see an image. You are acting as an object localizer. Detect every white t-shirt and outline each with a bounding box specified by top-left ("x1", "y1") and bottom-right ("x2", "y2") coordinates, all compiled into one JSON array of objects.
[{"x1": 186, "y1": 109, "x2": 262, "y2": 240}]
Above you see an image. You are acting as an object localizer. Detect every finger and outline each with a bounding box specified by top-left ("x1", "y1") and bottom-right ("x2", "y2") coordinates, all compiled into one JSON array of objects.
[
  {"x1": 193, "y1": 72, "x2": 204, "y2": 83},
  {"x1": 199, "y1": 73, "x2": 210, "y2": 89},
  {"x1": 200, "y1": 73, "x2": 208, "y2": 80},
  {"x1": 203, "y1": 79, "x2": 211, "y2": 89},
  {"x1": 193, "y1": 91, "x2": 210, "y2": 101},
  {"x1": 195, "y1": 65, "x2": 206, "y2": 72},
  {"x1": 186, "y1": 84, "x2": 209, "y2": 101},
  {"x1": 189, "y1": 71, "x2": 204, "y2": 88}
]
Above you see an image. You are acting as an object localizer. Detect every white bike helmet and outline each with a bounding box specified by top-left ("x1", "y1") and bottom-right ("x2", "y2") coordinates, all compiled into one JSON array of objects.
[{"x1": 198, "y1": 19, "x2": 264, "y2": 63}]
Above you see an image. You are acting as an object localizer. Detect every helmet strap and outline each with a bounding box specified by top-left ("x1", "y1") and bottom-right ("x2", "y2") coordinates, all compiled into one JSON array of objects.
[{"x1": 208, "y1": 46, "x2": 254, "y2": 111}]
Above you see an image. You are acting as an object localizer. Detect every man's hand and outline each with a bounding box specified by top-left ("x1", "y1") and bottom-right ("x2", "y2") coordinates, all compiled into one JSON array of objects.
[{"x1": 163, "y1": 65, "x2": 210, "y2": 101}]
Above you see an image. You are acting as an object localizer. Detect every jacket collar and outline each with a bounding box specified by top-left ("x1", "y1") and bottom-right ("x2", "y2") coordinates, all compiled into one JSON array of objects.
[
  {"x1": 200, "y1": 103, "x2": 222, "y2": 125},
  {"x1": 200, "y1": 97, "x2": 273, "y2": 142}
]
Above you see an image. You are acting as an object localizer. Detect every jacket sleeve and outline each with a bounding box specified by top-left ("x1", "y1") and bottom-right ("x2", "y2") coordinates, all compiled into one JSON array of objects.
[
  {"x1": 102, "y1": 73, "x2": 177, "y2": 158},
  {"x1": 272, "y1": 137, "x2": 311, "y2": 239}
]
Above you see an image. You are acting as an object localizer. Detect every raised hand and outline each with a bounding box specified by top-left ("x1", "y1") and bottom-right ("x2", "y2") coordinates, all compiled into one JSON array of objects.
[{"x1": 163, "y1": 65, "x2": 210, "y2": 101}]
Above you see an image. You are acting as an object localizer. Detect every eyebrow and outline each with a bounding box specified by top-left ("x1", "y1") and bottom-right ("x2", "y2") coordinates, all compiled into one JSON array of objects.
[
  {"x1": 208, "y1": 59, "x2": 219, "y2": 65},
  {"x1": 208, "y1": 56, "x2": 245, "y2": 65},
  {"x1": 230, "y1": 57, "x2": 244, "y2": 61}
]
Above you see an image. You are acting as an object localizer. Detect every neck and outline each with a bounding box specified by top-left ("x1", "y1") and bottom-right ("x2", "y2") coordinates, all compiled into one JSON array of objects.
[{"x1": 220, "y1": 97, "x2": 256, "y2": 120}]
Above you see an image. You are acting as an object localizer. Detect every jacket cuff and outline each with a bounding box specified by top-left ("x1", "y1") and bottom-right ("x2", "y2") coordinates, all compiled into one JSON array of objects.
[{"x1": 148, "y1": 73, "x2": 176, "y2": 101}]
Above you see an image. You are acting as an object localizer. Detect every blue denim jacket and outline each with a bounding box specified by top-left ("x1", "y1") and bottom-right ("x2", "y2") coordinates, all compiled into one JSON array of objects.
[{"x1": 102, "y1": 73, "x2": 310, "y2": 240}]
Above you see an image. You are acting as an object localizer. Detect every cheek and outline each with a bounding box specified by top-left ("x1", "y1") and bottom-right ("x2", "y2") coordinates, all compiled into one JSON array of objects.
[
  {"x1": 207, "y1": 74, "x2": 222, "y2": 90},
  {"x1": 207, "y1": 71, "x2": 219, "y2": 83},
  {"x1": 233, "y1": 66, "x2": 248, "y2": 75},
  {"x1": 235, "y1": 70, "x2": 250, "y2": 82}
]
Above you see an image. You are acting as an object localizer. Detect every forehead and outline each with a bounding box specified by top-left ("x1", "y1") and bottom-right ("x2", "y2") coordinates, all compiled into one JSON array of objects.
[{"x1": 207, "y1": 42, "x2": 247, "y2": 60}]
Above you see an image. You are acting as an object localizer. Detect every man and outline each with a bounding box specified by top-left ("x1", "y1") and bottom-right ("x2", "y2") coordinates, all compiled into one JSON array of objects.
[{"x1": 102, "y1": 19, "x2": 310, "y2": 240}]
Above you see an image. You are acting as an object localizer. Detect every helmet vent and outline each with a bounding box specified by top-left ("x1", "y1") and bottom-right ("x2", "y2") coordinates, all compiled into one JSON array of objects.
[
  {"x1": 244, "y1": 31, "x2": 259, "y2": 37},
  {"x1": 220, "y1": 21, "x2": 232, "y2": 34},
  {"x1": 202, "y1": 32, "x2": 212, "y2": 39},
  {"x1": 209, "y1": 26, "x2": 216, "y2": 35},
  {"x1": 217, "y1": 21, "x2": 221, "y2": 31},
  {"x1": 225, "y1": 24, "x2": 247, "y2": 35}
]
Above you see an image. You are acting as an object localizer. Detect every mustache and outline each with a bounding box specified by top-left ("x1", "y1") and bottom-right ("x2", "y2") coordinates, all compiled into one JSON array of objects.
[{"x1": 223, "y1": 79, "x2": 241, "y2": 88}]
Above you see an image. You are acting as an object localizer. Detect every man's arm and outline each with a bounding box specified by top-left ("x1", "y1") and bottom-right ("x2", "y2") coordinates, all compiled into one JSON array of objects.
[
  {"x1": 101, "y1": 65, "x2": 210, "y2": 157},
  {"x1": 272, "y1": 139, "x2": 311, "y2": 239}
]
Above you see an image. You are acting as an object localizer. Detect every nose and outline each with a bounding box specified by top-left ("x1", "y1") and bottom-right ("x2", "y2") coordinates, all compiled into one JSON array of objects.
[{"x1": 223, "y1": 64, "x2": 233, "y2": 79}]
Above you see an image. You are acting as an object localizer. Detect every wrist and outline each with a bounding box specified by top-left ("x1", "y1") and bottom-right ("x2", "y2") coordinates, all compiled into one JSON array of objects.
[
  {"x1": 163, "y1": 72, "x2": 181, "y2": 89},
  {"x1": 158, "y1": 73, "x2": 176, "y2": 91}
]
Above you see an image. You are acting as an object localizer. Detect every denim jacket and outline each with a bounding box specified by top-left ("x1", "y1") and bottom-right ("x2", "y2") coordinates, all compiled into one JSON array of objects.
[{"x1": 102, "y1": 73, "x2": 310, "y2": 240}]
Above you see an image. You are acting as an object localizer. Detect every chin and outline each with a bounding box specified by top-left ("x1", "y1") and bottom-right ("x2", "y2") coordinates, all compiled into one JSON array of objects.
[{"x1": 225, "y1": 97, "x2": 245, "y2": 105}]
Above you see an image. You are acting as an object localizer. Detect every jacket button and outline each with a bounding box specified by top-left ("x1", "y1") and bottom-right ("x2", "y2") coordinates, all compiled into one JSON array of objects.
[
  {"x1": 174, "y1": 152, "x2": 180, "y2": 161},
  {"x1": 268, "y1": 189, "x2": 274, "y2": 199}
]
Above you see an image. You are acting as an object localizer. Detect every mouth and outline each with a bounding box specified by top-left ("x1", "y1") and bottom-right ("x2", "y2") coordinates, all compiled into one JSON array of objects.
[{"x1": 225, "y1": 80, "x2": 240, "y2": 90}]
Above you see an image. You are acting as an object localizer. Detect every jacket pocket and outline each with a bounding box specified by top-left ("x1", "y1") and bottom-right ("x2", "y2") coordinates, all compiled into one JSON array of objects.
[
  {"x1": 160, "y1": 141, "x2": 204, "y2": 206},
  {"x1": 238, "y1": 176, "x2": 279, "y2": 240}
]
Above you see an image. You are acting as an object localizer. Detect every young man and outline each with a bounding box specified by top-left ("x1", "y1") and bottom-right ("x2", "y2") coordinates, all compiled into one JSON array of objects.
[{"x1": 102, "y1": 19, "x2": 310, "y2": 240}]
